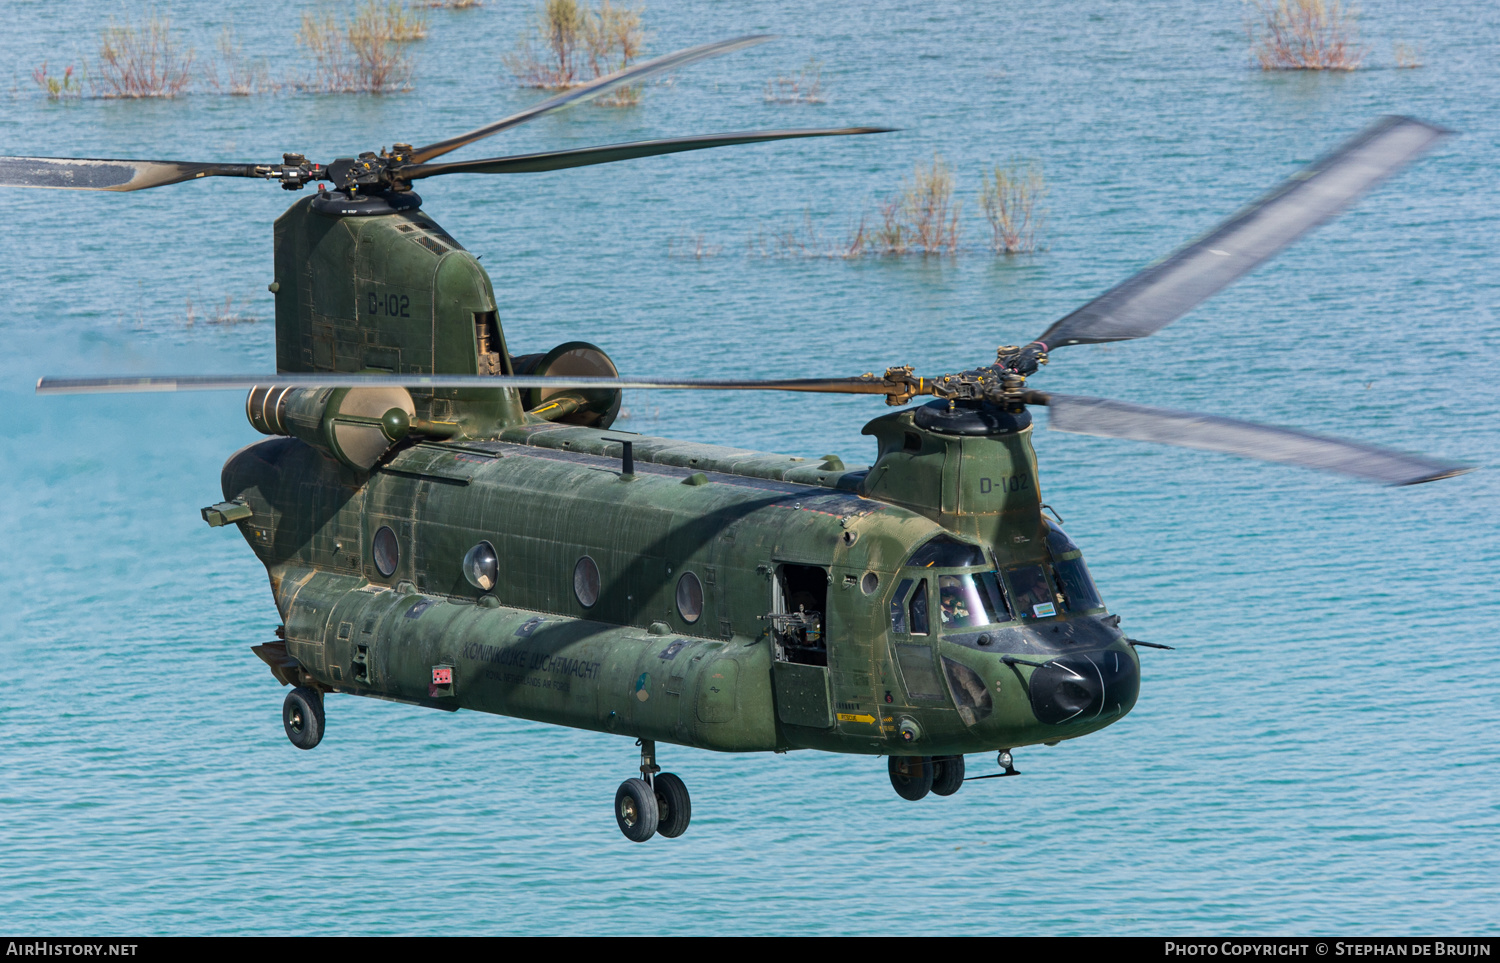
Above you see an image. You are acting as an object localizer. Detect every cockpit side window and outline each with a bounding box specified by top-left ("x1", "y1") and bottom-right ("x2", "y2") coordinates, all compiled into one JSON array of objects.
[
  {"x1": 1007, "y1": 565, "x2": 1056, "y2": 619},
  {"x1": 909, "y1": 579, "x2": 930, "y2": 636},
  {"x1": 1045, "y1": 519, "x2": 1105, "y2": 613},
  {"x1": 889, "y1": 578, "x2": 914, "y2": 634},
  {"x1": 937, "y1": 572, "x2": 1012, "y2": 629}
]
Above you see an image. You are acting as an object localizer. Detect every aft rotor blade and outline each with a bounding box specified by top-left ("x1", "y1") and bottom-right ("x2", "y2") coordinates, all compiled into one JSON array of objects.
[
  {"x1": 37, "y1": 373, "x2": 897, "y2": 396},
  {"x1": 404, "y1": 128, "x2": 893, "y2": 179},
  {"x1": 1035, "y1": 392, "x2": 1472, "y2": 486},
  {"x1": 408, "y1": 35, "x2": 773, "y2": 165},
  {"x1": 1035, "y1": 116, "x2": 1450, "y2": 349},
  {"x1": 0, "y1": 156, "x2": 266, "y2": 192}
]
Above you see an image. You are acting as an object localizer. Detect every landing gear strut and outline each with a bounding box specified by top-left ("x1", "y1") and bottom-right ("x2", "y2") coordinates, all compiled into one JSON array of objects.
[{"x1": 614, "y1": 739, "x2": 692, "y2": 842}]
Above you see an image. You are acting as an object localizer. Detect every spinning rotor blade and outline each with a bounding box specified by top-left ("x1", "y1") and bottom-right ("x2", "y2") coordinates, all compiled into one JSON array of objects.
[
  {"x1": 1036, "y1": 116, "x2": 1449, "y2": 349},
  {"x1": 409, "y1": 35, "x2": 773, "y2": 165},
  {"x1": 1036, "y1": 393, "x2": 1471, "y2": 486},
  {"x1": 404, "y1": 128, "x2": 893, "y2": 179},
  {"x1": 0, "y1": 156, "x2": 266, "y2": 192},
  {"x1": 36, "y1": 373, "x2": 897, "y2": 396}
]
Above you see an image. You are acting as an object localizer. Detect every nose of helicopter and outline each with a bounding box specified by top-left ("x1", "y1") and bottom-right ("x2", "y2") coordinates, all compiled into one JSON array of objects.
[{"x1": 1028, "y1": 648, "x2": 1139, "y2": 726}]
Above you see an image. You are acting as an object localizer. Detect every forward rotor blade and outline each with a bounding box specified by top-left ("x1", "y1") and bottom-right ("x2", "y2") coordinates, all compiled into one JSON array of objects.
[
  {"x1": 409, "y1": 35, "x2": 773, "y2": 165},
  {"x1": 404, "y1": 128, "x2": 892, "y2": 179},
  {"x1": 37, "y1": 373, "x2": 896, "y2": 396},
  {"x1": 1035, "y1": 116, "x2": 1450, "y2": 349},
  {"x1": 0, "y1": 156, "x2": 266, "y2": 192},
  {"x1": 1037, "y1": 393, "x2": 1471, "y2": 486}
]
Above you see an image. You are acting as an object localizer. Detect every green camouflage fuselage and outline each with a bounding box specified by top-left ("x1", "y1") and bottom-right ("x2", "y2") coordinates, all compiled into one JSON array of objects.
[{"x1": 220, "y1": 196, "x2": 1139, "y2": 759}]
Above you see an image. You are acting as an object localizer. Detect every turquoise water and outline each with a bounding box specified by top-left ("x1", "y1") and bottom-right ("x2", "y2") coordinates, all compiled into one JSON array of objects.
[{"x1": 1, "y1": 0, "x2": 1497, "y2": 935}]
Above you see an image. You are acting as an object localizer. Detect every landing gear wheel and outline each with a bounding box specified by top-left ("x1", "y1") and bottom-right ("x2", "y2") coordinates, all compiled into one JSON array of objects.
[
  {"x1": 931, "y1": 755, "x2": 965, "y2": 796},
  {"x1": 615, "y1": 778, "x2": 659, "y2": 842},
  {"x1": 282, "y1": 687, "x2": 324, "y2": 750},
  {"x1": 888, "y1": 755, "x2": 933, "y2": 801},
  {"x1": 653, "y1": 772, "x2": 692, "y2": 839}
]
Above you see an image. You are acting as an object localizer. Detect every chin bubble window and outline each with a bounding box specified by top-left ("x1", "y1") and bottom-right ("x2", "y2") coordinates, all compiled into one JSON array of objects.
[
  {"x1": 574, "y1": 555, "x2": 600, "y2": 608},
  {"x1": 462, "y1": 540, "x2": 499, "y2": 591},
  {"x1": 373, "y1": 525, "x2": 399, "y2": 578},
  {"x1": 676, "y1": 571, "x2": 703, "y2": 623}
]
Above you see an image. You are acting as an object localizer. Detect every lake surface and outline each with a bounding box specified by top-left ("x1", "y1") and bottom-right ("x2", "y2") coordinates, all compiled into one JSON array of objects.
[{"x1": 0, "y1": 0, "x2": 1496, "y2": 936}]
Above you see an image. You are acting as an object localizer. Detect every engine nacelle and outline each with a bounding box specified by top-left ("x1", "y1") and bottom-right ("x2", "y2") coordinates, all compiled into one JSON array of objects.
[
  {"x1": 510, "y1": 341, "x2": 622, "y2": 428},
  {"x1": 246, "y1": 385, "x2": 416, "y2": 471}
]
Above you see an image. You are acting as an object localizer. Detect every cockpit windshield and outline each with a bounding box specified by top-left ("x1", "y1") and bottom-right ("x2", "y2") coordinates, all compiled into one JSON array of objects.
[{"x1": 936, "y1": 572, "x2": 1011, "y2": 629}]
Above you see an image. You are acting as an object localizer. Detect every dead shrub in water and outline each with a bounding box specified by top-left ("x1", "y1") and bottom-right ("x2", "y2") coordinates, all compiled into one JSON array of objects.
[
  {"x1": 765, "y1": 58, "x2": 825, "y2": 104},
  {"x1": 1249, "y1": 0, "x2": 1364, "y2": 70},
  {"x1": 668, "y1": 233, "x2": 723, "y2": 259},
  {"x1": 1393, "y1": 41, "x2": 1422, "y2": 68},
  {"x1": 748, "y1": 211, "x2": 866, "y2": 259},
  {"x1": 33, "y1": 62, "x2": 83, "y2": 100},
  {"x1": 298, "y1": 2, "x2": 417, "y2": 93},
  {"x1": 204, "y1": 28, "x2": 279, "y2": 95},
  {"x1": 862, "y1": 154, "x2": 962, "y2": 255},
  {"x1": 94, "y1": 13, "x2": 194, "y2": 98},
  {"x1": 979, "y1": 160, "x2": 1046, "y2": 254},
  {"x1": 183, "y1": 295, "x2": 261, "y2": 328},
  {"x1": 503, "y1": 0, "x2": 646, "y2": 105}
]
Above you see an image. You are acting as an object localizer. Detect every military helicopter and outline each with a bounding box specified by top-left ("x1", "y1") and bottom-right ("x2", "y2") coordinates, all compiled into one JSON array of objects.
[{"x1": 8, "y1": 35, "x2": 1471, "y2": 842}]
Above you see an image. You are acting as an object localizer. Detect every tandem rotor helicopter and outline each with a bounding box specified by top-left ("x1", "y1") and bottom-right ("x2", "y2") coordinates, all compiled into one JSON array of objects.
[{"x1": 6, "y1": 36, "x2": 1472, "y2": 841}]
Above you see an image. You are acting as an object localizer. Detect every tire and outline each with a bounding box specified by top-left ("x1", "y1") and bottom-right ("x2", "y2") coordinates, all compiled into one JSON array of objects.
[
  {"x1": 615, "y1": 778, "x2": 659, "y2": 842},
  {"x1": 931, "y1": 755, "x2": 965, "y2": 796},
  {"x1": 653, "y1": 772, "x2": 692, "y2": 839},
  {"x1": 283, "y1": 687, "x2": 324, "y2": 750},
  {"x1": 888, "y1": 755, "x2": 933, "y2": 801}
]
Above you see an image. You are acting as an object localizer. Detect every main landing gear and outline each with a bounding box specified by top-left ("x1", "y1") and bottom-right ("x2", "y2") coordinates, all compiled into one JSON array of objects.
[
  {"x1": 282, "y1": 686, "x2": 325, "y2": 750},
  {"x1": 615, "y1": 739, "x2": 692, "y2": 843},
  {"x1": 888, "y1": 751, "x2": 1020, "y2": 799}
]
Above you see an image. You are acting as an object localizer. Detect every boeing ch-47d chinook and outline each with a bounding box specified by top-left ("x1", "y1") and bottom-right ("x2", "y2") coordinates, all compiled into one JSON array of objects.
[{"x1": 7, "y1": 37, "x2": 1470, "y2": 840}]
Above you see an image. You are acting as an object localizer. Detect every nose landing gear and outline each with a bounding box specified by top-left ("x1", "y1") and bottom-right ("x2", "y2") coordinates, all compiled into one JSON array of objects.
[{"x1": 614, "y1": 739, "x2": 693, "y2": 842}]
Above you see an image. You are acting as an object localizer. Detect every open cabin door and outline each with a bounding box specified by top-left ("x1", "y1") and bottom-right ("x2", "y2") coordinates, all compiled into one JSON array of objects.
[{"x1": 769, "y1": 563, "x2": 833, "y2": 729}]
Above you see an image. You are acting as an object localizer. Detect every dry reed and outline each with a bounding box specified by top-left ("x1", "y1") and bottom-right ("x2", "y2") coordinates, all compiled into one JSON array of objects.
[
  {"x1": 1393, "y1": 41, "x2": 1422, "y2": 68},
  {"x1": 298, "y1": 2, "x2": 417, "y2": 93},
  {"x1": 183, "y1": 295, "x2": 261, "y2": 328},
  {"x1": 1250, "y1": 0, "x2": 1364, "y2": 70},
  {"x1": 764, "y1": 58, "x2": 825, "y2": 104},
  {"x1": 94, "y1": 13, "x2": 194, "y2": 98},
  {"x1": 979, "y1": 160, "x2": 1046, "y2": 254},
  {"x1": 667, "y1": 233, "x2": 724, "y2": 259},
  {"x1": 503, "y1": 0, "x2": 646, "y2": 105},
  {"x1": 864, "y1": 154, "x2": 962, "y2": 255},
  {"x1": 419, "y1": 0, "x2": 484, "y2": 7},
  {"x1": 204, "y1": 28, "x2": 279, "y2": 95}
]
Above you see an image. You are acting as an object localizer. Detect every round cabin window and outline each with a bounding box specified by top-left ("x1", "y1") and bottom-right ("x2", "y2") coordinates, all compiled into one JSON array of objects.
[
  {"x1": 373, "y1": 525, "x2": 399, "y2": 578},
  {"x1": 574, "y1": 555, "x2": 600, "y2": 607},
  {"x1": 463, "y1": 540, "x2": 499, "y2": 591},
  {"x1": 676, "y1": 571, "x2": 704, "y2": 623},
  {"x1": 861, "y1": 572, "x2": 880, "y2": 595}
]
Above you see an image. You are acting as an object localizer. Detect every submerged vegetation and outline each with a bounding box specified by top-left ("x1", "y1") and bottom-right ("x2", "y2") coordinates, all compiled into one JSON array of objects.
[
  {"x1": 979, "y1": 160, "x2": 1046, "y2": 255},
  {"x1": 738, "y1": 155, "x2": 1047, "y2": 260},
  {"x1": 764, "y1": 58, "x2": 825, "y2": 104},
  {"x1": 503, "y1": 0, "x2": 647, "y2": 106},
  {"x1": 1249, "y1": 0, "x2": 1364, "y2": 70},
  {"x1": 95, "y1": 12, "x2": 195, "y2": 98},
  {"x1": 297, "y1": 2, "x2": 423, "y2": 93},
  {"x1": 32, "y1": 2, "x2": 436, "y2": 100}
]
